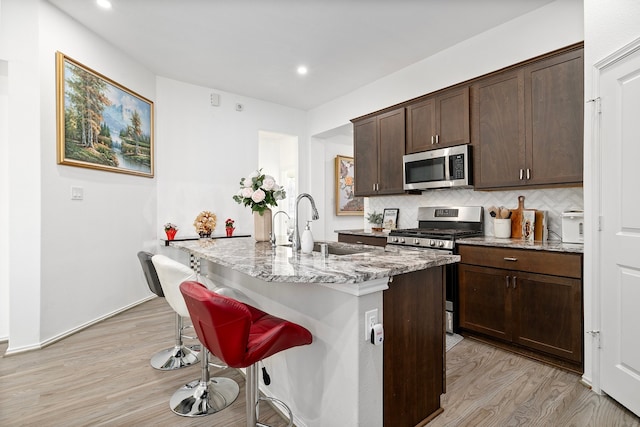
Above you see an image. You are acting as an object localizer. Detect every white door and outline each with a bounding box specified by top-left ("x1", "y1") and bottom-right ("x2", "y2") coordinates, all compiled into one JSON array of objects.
[{"x1": 599, "y1": 43, "x2": 640, "y2": 416}]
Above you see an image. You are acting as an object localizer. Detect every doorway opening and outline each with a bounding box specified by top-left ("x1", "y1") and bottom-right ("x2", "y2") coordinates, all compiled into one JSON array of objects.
[{"x1": 258, "y1": 131, "x2": 298, "y2": 244}]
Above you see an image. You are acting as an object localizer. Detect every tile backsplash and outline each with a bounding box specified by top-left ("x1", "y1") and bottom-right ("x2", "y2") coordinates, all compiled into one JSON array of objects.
[{"x1": 366, "y1": 187, "x2": 584, "y2": 241}]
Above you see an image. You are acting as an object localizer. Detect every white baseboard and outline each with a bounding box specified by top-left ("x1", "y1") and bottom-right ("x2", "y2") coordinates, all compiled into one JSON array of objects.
[{"x1": 4, "y1": 295, "x2": 156, "y2": 356}]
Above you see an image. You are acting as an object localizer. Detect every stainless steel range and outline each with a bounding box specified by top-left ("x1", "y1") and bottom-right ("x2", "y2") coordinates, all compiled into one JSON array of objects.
[{"x1": 386, "y1": 206, "x2": 484, "y2": 333}]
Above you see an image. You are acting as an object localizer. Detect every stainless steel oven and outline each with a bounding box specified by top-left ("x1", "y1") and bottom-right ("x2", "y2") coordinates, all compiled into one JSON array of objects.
[{"x1": 387, "y1": 206, "x2": 484, "y2": 334}]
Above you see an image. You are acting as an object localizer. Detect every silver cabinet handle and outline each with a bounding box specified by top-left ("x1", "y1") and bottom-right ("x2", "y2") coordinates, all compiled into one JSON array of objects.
[
  {"x1": 512, "y1": 276, "x2": 517, "y2": 289},
  {"x1": 519, "y1": 169, "x2": 524, "y2": 180},
  {"x1": 526, "y1": 168, "x2": 531, "y2": 180},
  {"x1": 373, "y1": 183, "x2": 376, "y2": 191},
  {"x1": 431, "y1": 135, "x2": 435, "y2": 145},
  {"x1": 504, "y1": 257, "x2": 518, "y2": 262},
  {"x1": 435, "y1": 134, "x2": 439, "y2": 144},
  {"x1": 506, "y1": 275, "x2": 510, "y2": 288}
]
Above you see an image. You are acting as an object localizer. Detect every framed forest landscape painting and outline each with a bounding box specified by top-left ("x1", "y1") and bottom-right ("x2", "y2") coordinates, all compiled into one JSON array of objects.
[
  {"x1": 335, "y1": 155, "x2": 364, "y2": 215},
  {"x1": 56, "y1": 52, "x2": 154, "y2": 177}
]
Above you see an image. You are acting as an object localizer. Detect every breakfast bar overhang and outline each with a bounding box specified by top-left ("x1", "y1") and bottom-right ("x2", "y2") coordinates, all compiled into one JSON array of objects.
[{"x1": 169, "y1": 238, "x2": 459, "y2": 427}]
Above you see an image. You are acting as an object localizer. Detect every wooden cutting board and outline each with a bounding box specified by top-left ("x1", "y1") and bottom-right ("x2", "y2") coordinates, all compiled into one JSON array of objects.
[
  {"x1": 510, "y1": 195, "x2": 536, "y2": 239},
  {"x1": 535, "y1": 210, "x2": 546, "y2": 241}
]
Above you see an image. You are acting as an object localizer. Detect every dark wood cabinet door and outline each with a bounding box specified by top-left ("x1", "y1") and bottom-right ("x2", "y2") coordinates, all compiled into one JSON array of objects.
[
  {"x1": 472, "y1": 69, "x2": 525, "y2": 189},
  {"x1": 525, "y1": 48, "x2": 584, "y2": 185},
  {"x1": 512, "y1": 271, "x2": 583, "y2": 363},
  {"x1": 377, "y1": 108, "x2": 405, "y2": 194},
  {"x1": 406, "y1": 98, "x2": 436, "y2": 154},
  {"x1": 353, "y1": 116, "x2": 378, "y2": 196},
  {"x1": 459, "y1": 264, "x2": 511, "y2": 341},
  {"x1": 406, "y1": 87, "x2": 470, "y2": 154},
  {"x1": 436, "y1": 86, "x2": 470, "y2": 148}
]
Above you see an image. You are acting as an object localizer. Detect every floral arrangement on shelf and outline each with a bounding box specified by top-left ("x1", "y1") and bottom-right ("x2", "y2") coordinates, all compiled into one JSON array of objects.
[
  {"x1": 193, "y1": 211, "x2": 217, "y2": 236},
  {"x1": 225, "y1": 218, "x2": 235, "y2": 229},
  {"x1": 232, "y1": 168, "x2": 286, "y2": 215},
  {"x1": 164, "y1": 222, "x2": 179, "y2": 231}
]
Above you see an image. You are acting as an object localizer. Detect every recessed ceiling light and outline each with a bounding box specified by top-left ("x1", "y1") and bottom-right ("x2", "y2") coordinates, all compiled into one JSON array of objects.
[
  {"x1": 297, "y1": 65, "x2": 308, "y2": 76},
  {"x1": 96, "y1": 0, "x2": 112, "y2": 9}
]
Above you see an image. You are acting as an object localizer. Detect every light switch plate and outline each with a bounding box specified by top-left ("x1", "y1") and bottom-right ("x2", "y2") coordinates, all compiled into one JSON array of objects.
[{"x1": 71, "y1": 186, "x2": 83, "y2": 201}]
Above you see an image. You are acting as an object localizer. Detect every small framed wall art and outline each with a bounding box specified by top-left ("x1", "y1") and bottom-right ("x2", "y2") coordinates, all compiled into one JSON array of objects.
[
  {"x1": 335, "y1": 155, "x2": 364, "y2": 215},
  {"x1": 383, "y1": 208, "x2": 399, "y2": 231},
  {"x1": 56, "y1": 51, "x2": 155, "y2": 177}
]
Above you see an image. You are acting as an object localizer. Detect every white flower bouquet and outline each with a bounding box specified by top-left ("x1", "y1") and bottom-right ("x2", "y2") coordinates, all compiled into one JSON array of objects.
[{"x1": 233, "y1": 168, "x2": 286, "y2": 215}]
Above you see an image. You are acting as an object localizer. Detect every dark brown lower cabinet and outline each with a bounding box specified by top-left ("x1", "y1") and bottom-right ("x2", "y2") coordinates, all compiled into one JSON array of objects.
[
  {"x1": 458, "y1": 247, "x2": 583, "y2": 373},
  {"x1": 383, "y1": 267, "x2": 445, "y2": 427}
]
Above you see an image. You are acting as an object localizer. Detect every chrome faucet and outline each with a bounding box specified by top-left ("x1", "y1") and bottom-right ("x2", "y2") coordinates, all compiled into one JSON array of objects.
[
  {"x1": 270, "y1": 211, "x2": 291, "y2": 247},
  {"x1": 292, "y1": 193, "x2": 319, "y2": 251}
]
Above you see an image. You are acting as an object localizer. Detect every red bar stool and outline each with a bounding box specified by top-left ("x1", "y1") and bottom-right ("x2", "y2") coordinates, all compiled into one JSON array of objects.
[{"x1": 180, "y1": 280, "x2": 313, "y2": 427}]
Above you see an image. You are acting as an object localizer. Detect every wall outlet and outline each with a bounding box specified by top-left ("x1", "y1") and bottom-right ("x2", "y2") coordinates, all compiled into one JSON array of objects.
[{"x1": 364, "y1": 309, "x2": 378, "y2": 341}]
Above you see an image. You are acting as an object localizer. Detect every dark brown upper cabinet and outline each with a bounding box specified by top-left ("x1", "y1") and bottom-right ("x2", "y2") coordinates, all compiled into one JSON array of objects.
[
  {"x1": 353, "y1": 108, "x2": 405, "y2": 197},
  {"x1": 473, "y1": 47, "x2": 584, "y2": 189},
  {"x1": 406, "y1": 86, "x2": 470, "y2": 153}
]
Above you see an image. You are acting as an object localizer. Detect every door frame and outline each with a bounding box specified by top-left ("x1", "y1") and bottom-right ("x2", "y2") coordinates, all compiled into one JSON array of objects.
[{"x1": 588, "y1": 35, "x2": 640, "y2": 395}]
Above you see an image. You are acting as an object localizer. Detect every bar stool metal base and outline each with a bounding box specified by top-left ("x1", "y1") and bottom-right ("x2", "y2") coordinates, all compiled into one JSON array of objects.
[
  {"x1": 170, "y1": 377, "x2": 240, "y2": 417},
  {"x1": 247, "y1": 364, "x2": 293, "y2": 427},
  {"x1": 150, "y1": 344, "x2": 200, "y2": 370}
]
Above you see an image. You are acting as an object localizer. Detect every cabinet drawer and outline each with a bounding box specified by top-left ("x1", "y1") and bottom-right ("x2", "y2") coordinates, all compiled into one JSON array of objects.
[
  {"x1": 338, "y1": 233, "x2": 387, "y2": 247},
  {"x1": 458, "y1": 245, "x2": 581, "y2": 278}
]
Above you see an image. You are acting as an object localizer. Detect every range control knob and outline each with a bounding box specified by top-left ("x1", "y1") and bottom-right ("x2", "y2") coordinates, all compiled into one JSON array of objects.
[
  {"x1": 429, "y1": 240, "x2": 436, "y2": 247},
  {"x1": 391, "y1": 237, "x2": 398, "y2": 243},
  {"x1": 400, "y1": 238, "x2": 405, "y2": 243},
  {"x1": 438, "y1": 241, "x2": 445, "y2": 248}
]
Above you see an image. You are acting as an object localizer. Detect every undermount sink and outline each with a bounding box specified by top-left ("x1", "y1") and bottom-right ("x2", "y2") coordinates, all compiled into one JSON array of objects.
[{"x1": 312, "y1": 242, "x2": 375, "y2": 256}]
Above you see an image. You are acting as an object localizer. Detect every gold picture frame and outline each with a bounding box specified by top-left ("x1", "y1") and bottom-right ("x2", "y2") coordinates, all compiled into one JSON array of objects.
[
  {"x1": 56, "y1": 52, "x2": 154, "y2": 177},
  {"x1": 335, "y1": 155, "x2": 364, "y2": 215}
]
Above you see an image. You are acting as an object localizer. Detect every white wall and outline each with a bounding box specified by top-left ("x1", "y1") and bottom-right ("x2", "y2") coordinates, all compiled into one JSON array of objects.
[
  {"x1": 583, "y1": 0, "x2": 640, "y2": 390},
  {"x1": 1, "y1": 0, "x2": 158, "y2": 352},
  {"x1": 0, "y1": 59, "x2": 8, "y2": 341},
  {"x1": 155, "y1": 77, "x2": 306, "y2": 242},
  {"x1": 2, "y1": 0, "x2": 43, "y2": 351},
  {"x1": 311, "y1": 132, "x2": 364, "y2": 242},
  {"x1": 307, "y1": 0, "x2": 583, "y2": 136}
]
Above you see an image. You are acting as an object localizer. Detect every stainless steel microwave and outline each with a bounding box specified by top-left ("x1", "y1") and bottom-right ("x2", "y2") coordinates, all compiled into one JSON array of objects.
[{"x1": 403, "y1": 144, "x2": 472, "y2": 190}]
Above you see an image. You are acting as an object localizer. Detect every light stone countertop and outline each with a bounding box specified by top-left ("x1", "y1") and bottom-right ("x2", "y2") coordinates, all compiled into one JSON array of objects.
[
  {"x1": 169, "y1": 237, "x2": 459, "y2": 285},
  {"x1": 457, "y1": 236, "x2": 584, "y2": 254},
  {"x1": 336, "y1": 229, "x2": 584, "y2": 254}
]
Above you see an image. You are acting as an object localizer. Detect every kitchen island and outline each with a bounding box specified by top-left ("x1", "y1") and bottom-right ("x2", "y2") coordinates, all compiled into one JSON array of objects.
[{"x1": 168, "y1": 237, "x2": 459, "y2": 427}]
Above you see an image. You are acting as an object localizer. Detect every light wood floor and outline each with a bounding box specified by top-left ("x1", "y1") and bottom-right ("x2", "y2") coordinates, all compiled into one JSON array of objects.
[{"x1": 1, "y1": 297, "x2": 639, "y2": 427}]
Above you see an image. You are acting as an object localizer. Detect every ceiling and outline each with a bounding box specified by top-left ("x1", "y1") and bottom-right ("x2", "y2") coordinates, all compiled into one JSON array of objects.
[{"x1": 46, "y1": 0, "x2": 554, "y2": 111}]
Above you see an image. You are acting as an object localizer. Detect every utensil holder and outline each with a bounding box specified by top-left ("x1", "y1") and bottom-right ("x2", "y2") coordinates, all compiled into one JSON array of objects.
[{"x1": 494, "y1": 218, "x2": 512, "y2": 238}]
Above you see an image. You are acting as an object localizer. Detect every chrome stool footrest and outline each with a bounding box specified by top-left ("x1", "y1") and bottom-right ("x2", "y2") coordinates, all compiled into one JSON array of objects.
[{"x1": 256, "y1": 396, "x2": 293, "y2": 427}]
